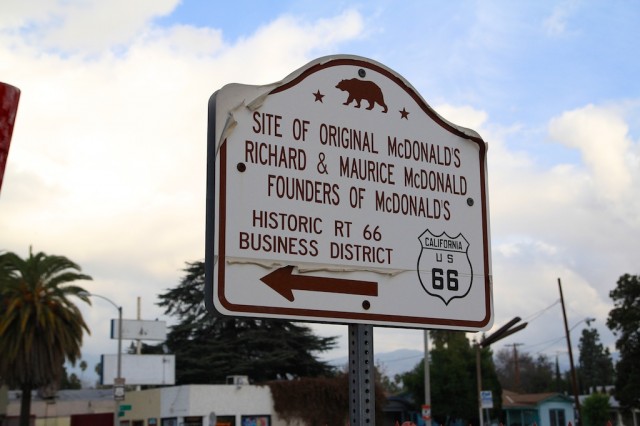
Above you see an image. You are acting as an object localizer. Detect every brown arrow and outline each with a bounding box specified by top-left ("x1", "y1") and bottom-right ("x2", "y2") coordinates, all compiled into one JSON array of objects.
[{"x1": 260, "y1": 266, "x2": 378, "y2": 302}]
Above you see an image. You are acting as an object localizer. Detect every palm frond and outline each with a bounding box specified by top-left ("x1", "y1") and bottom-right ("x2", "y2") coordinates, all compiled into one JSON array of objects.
[{"x1": 0, "y1": 248, "x2": 93, "y2": 389}]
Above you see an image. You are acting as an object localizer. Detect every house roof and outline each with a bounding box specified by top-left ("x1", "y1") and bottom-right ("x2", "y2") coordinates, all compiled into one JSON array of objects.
[{"x1": 502, "y1": 390, "x2": 573, "y2": 408}]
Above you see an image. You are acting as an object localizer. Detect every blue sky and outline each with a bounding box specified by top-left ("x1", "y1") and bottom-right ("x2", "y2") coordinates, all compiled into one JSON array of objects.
[{"x1": 1, "y1": 0, "x2": 639, "y2": 385}]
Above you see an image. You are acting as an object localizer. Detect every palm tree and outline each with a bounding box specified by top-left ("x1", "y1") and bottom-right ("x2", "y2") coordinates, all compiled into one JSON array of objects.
[
  {"x1": 0, "y1": 248, "x2": 92, "y2": 426},
  {"x1": 79, "y1": 360, "x2": 88, "y2": 386}
]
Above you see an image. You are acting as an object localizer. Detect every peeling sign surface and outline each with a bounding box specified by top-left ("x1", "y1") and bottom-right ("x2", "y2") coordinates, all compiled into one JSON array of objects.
[{"x1": 205, "y1": 55, "x2": 493, "y2": 330}]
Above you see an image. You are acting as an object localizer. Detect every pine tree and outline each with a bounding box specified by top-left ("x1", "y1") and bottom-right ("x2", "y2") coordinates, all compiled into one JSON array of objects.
[
  {"x1": 151, "y1": 261, "x2": 338, "y2": 384},
  {"x1": 578, "y1": 325, "x2": 614, "y2": 393},
  {"x1": 607, "y1": 273, "x2": 640, "y2": 411}
]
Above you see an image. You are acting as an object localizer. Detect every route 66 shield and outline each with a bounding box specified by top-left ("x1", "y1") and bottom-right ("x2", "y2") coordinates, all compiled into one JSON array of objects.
[{"x1": 417, "y1": 229, "x2": 473, "y2": 305}]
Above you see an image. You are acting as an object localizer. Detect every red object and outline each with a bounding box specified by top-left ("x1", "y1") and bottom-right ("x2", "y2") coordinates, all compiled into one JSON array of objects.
[
  {"x1": 0, "y1": 82, "x2": 21, "y2": 193},
  {"x1": 70, "y1": 413, "x2": 113, "y2": 426}
]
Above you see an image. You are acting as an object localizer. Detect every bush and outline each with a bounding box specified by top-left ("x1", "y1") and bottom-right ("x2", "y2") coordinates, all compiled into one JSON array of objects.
[{"x1": 582, "y1": 392, "x2": 610, "y2": 426}]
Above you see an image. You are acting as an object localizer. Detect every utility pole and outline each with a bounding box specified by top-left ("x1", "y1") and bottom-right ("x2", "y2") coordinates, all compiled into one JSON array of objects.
[
  {"x1": 558, "y1": 278, "x2": 582, "y2": 425},
  {"x1": 555, "y1": 354, "x2": 562, "y2": 392},
  {"x1": 81, "y1": 292, "x2": 123, "y2": 426},
  {"x1": 136, "y1": 297, "x2": 142, "y2": 392},
  {"x1": 476, "y1": 317, "x2": 528, "y2": 426},
  {"x1": 136, "y1": 297, "x2": 142, "y2": 355},
  {"x1": 506, "y1": 343, "x2": 524, "y2": 390},
  {"x1": 423, "y1": 330, "x2": 432, "y2": 426}
]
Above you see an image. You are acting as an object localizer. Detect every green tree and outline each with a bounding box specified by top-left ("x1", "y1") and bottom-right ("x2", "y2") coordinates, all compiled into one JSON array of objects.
[
  {"x1": 376, "y1": 363, "x2": 402, "y2": 395},
  {"x1": 94, "y1": 362, "x2": 103, "y2": 388},
  {"x1": 0, "y1": 248, "x2": 92, "y2": 426},
  {"x1": 578, "y1": 325, "x2": 614, "y2": 393},
  {"x1": 553, "y1": 355, "x2": 570, "y2": 393},
  {"x1": 79, "y1": 360, "x2": 88, "y2": 385},
  {"x1": 152, "y1": 261, "x2": 337, "y2": 384},
  {"x1": 606, "y1": 273, "x2": 640, "y2": 412},
  {"x1": 494, "y1": 349, "x2": 555, "y2": 393},
  {"x1": 60, "y1": 367, "x2": 82, "y2": 390},
  {"x1": 400, "y1": 331, "x2": 501, "y2": 425},
  {"x1": 581, "y1": 392, "x2": 611, "y2": 426}
]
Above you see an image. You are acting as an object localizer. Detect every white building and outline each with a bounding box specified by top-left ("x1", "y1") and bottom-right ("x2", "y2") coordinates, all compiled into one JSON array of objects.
[
  {"x1": 122, "y1": 383, "x2": 297, "y2": 426},
  {"x1": 3, "y1": 381, "x2": 303, "y2": 426}
]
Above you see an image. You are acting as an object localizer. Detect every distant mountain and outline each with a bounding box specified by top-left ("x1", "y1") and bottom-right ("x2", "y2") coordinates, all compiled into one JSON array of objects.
[{"x1": 327, "y1": 348, "x2": 423, "y2": 378}]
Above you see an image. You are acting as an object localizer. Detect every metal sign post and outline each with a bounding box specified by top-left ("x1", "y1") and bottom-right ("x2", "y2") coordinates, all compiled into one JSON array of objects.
[{"x1": 349, "y1": 324, "x2": 375, "y2": 426}]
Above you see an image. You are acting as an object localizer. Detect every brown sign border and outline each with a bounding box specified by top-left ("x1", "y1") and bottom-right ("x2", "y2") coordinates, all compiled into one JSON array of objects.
[{"x1": 206, "y1": 56, "x2": 491, "y2": 329}]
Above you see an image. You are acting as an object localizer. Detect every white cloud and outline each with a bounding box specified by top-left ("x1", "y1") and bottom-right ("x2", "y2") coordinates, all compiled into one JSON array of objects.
[
  {"x1": 442, "y1": 100, "x2": 638, "y2": 358},
  {"x1": 433, "y1": 103, "x2": 489, "y2": 132},
  {"x1": 0, "y1": 6, "x2": 367, "y2": 360},
  {"x1": 542, "y1": 0, "x2": 579, "y2": 37},
  {"x1": 141, "y1": 24, "x2": 226, "y2": 58},
  {"x1": 0, "y1": 0, "x2": 179, "y2": 54},
  {"x1": 495, "y1": 237, "x2": 559, "y2": 259},
  {"x1": 0, "y1": 0, "x2": 66, "y2": 29},
  {"x1": 2, "y1": 2, "x2": 637, "y2": 375},
  {"x1": 207, "y1": 9, "x2": 365, "y2": 84},
  {"x1": 548, "y1": 104, "x2": 633, "y2": 201}
]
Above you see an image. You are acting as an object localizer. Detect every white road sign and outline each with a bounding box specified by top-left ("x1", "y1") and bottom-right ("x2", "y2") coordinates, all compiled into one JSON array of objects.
[
  {"x1": 205, "y1": 55, "x2": 493, "y2": 330},
  {"x1": 101, "y1": 355, "x2": 175, "y2": 386},
  {"x1": 110, "y1": 319, "x2": 167, "y2": 341},
  {"x1": 481, "y1": 390, "x2": 494, "y2": 409}
]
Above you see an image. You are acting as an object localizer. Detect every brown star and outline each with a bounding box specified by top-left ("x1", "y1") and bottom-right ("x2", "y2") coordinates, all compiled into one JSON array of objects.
[
  {"x1": 399, "y1": 108, "x2": 409, "y2": 119},
  {"x1": 313, "y1": 90, "x2": 325, "y2": 102}
]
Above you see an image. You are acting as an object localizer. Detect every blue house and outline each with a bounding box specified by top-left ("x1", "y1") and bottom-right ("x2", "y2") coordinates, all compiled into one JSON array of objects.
[{"x1": 502, "y1": 390, "x2": 575, "y2": 426}]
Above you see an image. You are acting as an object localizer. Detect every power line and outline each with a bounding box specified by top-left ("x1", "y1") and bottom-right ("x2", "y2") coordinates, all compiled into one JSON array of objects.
[
  {"x1": 327, "y1": 353, "x2": 424, "y2": 366},
  {"x1": 494, "y1": 300, "x2": 565, "y2": 356},
  {"x1": 532, "y1": 336, "x2": 567, "y2": 356},
  {"x1": 378, "y1": 354, "x2": 423, "y2": 364},
  {"x1": 522, "y1": 299, "x2": 560, "y2": 323},
  {"x1": 523, "y1": 317, "x2": 595, "y2": 356}
]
